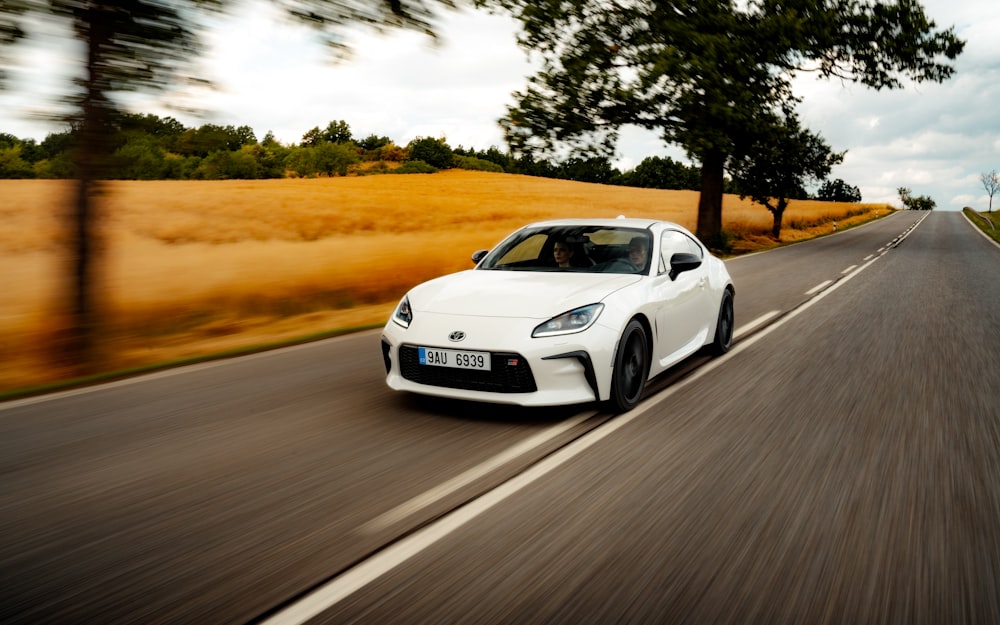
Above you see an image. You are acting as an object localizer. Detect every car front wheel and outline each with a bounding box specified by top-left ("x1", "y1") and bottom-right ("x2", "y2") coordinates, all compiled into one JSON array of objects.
[{"x1": 610, "y1": 319, "x2": 649, "y2": 413}]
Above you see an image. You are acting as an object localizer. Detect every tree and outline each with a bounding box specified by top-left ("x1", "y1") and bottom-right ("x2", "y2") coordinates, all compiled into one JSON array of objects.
[
  {"x1": 557, "y1": 156, "x2": 617, "y2": 184},
  {"x1": 112, "y1": 134, "x2": 167, "y2": 179},
  {"x1": 253, "y1": 133, "x2": 290, "y2": 178},
  {"x1": 817, "y1": 179, "x2": 863, "y2": 203},
  {"x1": 35, "y1": 152, "x2": 76, "y2": 179},
  {"x1": 284, "y1": 142, "x2": 359, "y2": 177},
  {"x1": 981, "y1": 169, "x2": 999, "y2": 213},
  {"x1": 0, "y1": 0, "x2": 456, "y2": 372},
  {"x1": 484, "y1": 0, "x2": 964, "y2": 248},
  {"x1": 623, "y1": 156, "x2": 700, "y2": 191},
  {"x1": 0, "y1": 133, "x2": 38, "y2": 178},
  {"x1": 729, "y1": 112, "x2": 843, "y2": 239},
  {"x1": 116, "y1": 112, "x2": 186, "y2": 151},
  {"x1": 195, "y1": 147, "x2": 260, "y2": 179},
  {"x1": 357, "y1": 133, "x2": 392, "y2": 151},
  {"x1": 408, "y1": 136, "x2": 454, "y2": 169},
  {"x1": 0, "y1": 144, "x2": 34, "y2": 178},
  {"x1": 176, "y1": 123, "x2": 254, "y2": 156},
  {"x1": 898, "y1": 187, "x2": 936, "y2": 211},
  {"x1": 17, "y1": 137, "x2": 44, "y2": 164},
  {"x1": 311, "y1": 141, "x2": 359, "y2": 176},
  {"x1": 40, "y1": 130, "x2": 76, "y2": 161},
  {"x1": 301, "y1": 126, "x2": 324, "y2": 147},
  {"x1": 323, "y1": 119, "x2": 352, "y2": 144},
  {"x1": 302, "y1": 120, "x2": 352, "y2": 146}
]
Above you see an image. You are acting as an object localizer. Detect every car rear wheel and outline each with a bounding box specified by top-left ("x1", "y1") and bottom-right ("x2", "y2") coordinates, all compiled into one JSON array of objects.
[
  {"x1": 610, "y1": 319, "x2": 649, "y2": 413},
  {"x1": 711, "y1": 289, "x2": 734, "y2": 355}
]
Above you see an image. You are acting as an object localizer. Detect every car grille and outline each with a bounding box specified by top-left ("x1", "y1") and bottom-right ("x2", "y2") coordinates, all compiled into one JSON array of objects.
[{"x1": 399, "y1": 345, "x2": 537, "y2": 393}]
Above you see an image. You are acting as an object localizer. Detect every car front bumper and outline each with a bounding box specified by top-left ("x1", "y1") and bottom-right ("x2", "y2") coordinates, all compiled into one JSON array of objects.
[{"x1": 380, "y1": 311, "x2": 620, "y2": 407}]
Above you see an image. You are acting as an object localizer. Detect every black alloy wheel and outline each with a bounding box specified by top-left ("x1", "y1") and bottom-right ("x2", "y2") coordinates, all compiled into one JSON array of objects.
[
  {"x1": 610, "y1": 319, "x2": 649, "y2": 413},
  {"x1": 711, "y1": 289, "x2": 734, "y2": 355}
]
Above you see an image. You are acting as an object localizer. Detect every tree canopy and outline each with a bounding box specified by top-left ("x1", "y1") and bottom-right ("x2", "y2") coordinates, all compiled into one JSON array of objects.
[
  {"x1": 482, "y1": 0, "x2": 964, "y2": 246},
  {"x1": 817, "y1": 179, "x2": 863, "y2": 203},
  {"x1": 898, "y1": 187, "x2": 936, "y2": 211},
  {"x1": 0, "y1": 0, "x2": 459, "y2": 372},
  {"x1": 0, "y1": 112, "x2": 711, "y2": 190},
  {"x1": 729, "y1": 111, "x2": 843, "y2": 239}
]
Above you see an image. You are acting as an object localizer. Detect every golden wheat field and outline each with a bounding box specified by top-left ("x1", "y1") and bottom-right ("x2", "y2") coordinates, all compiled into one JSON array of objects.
[{"x1": 0, "y1": 170, "x2": 890, "y2": 391}]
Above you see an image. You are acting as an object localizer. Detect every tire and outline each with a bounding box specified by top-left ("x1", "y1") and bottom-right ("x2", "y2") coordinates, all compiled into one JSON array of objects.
[
  {"x1": 609, "y1": 319, "x2": 649, "y2": 413},
  {"x1": 711, "y1": 289, "x2": 734, "y2": 355}
]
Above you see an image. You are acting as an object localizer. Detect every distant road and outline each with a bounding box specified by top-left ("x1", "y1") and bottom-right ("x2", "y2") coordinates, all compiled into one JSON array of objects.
[{"x1": 3, "y1": 211, "x2": 999, "y2": 625}]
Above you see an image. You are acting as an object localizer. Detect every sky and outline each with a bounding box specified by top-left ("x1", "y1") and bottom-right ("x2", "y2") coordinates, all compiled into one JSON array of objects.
[{"x1": 0, "y1": 0, "x2": 997, "y2": 210}]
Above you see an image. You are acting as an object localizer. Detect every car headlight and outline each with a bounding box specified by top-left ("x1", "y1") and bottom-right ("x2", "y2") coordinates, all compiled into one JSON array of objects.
[
  {"x1": 392, "y1": 295, "x2": 413, "y2": 328},
  {"x1": 532, "y1": 303, "x2": 604, "y2": 338}
]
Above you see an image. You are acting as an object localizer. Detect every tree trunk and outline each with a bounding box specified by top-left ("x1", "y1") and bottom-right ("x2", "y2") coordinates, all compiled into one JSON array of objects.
[
  {"x1": 696, "y1": 149, "x2": 725, "y2": 249},
  {"x1": 62, "y1": 6, "x2": 111, "y2": 375},
  {"x1": 67, "y1": 170, "x2": 97, "y2": 373},
  {"x1": 770, "y1": 198, "x2": 788, "y2": 240}
]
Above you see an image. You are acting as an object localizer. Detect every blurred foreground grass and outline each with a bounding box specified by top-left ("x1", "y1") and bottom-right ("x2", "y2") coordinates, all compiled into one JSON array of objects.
[{"x1": 0, "y1": 171, "x2": 891, "y2": 397}]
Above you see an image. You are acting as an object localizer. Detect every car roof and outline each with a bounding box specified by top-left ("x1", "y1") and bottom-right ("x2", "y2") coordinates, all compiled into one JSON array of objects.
[{"x1": 523, "y1": 217, "x2": 670, "y2": 230}]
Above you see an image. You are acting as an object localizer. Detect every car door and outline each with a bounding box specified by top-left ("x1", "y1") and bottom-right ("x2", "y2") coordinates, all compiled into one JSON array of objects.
[{"x1": 651, "y1": 229, "x2": 713, "y2": 369}]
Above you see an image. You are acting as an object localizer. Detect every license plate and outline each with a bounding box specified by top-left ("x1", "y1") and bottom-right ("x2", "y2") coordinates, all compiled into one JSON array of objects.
[{"x1": 418, "y1": 347, "x2": 491, "y2": 371}]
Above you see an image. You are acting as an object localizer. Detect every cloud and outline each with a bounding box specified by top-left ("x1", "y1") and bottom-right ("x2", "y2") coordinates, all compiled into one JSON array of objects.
[
  {"x1": 134, "y1": 4, "x2": 535, "y2": 149},
  {"x1": 794, "y1": 32, "x2": 1000, "y2": 207},
  {"x1": 1, "y1": 0, "x2": 996, "y2": 212}
]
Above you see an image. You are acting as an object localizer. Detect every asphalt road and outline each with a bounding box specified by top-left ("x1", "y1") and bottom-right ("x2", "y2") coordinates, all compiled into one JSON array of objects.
[{"x1": 2, "y1": 211, "x2": 998, "y2": 625}]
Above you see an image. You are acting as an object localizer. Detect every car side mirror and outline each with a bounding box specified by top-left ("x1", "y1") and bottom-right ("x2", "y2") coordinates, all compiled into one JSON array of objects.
[
  {"x1": 668, "y1": 252, "x2": 702, "y2": 280},
  {"x1": 471, "y1": 249, "x2": 489, "y2": 265}
]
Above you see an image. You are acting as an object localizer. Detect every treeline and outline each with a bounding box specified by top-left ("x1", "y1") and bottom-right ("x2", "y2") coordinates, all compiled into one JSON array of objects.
[
  {"x1": 0, "y1": 114, "x2": 861, "y2": 201},
  {"x1": 0, "y1": 114, "x2": 702, "y2": 189}
]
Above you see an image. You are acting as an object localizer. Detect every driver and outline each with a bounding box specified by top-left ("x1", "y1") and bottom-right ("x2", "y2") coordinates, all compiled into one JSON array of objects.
[{"x1": 628, "y1": 236, "x2": 649, "y2": 270}]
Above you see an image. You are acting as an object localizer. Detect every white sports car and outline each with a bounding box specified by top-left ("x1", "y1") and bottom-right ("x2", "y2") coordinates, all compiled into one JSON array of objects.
[{"x1": 380, "y1": 218, "x2": 735, "y2": 412}]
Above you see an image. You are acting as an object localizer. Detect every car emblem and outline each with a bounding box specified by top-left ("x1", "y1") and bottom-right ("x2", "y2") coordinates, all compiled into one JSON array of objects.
[{"x1": 448, "y1": 331, "x2": 466, "y2": 342}]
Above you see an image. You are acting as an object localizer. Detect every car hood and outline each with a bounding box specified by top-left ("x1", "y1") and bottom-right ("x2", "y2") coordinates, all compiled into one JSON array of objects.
[{"x1": 408, "y1": 270, "x2": 641, "y2": 319}]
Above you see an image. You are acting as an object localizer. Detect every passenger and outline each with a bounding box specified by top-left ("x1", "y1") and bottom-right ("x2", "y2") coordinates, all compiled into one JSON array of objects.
[{"x1": 553, "y1": 239, "x2": 575, "y2": 267}]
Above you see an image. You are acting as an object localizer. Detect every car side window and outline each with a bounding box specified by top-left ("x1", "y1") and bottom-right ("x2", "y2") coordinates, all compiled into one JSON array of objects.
[
  {"x1": 682, "y1": 232, "x2": 703, "y2": 258},
  {"x1": 659, "y1": 231, "x2": 686, "y2": 275},
  {"x1": 659, "y1": 230, "x2": 703, "y2": 275}
]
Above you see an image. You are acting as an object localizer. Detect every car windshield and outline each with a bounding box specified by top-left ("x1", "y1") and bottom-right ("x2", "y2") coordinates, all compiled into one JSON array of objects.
[{"x1": 477, "y1": 226, "x2": 653, "y2": 274}]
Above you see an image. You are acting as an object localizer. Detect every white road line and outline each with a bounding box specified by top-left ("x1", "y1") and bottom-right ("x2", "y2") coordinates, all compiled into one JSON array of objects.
[
  {"x1": 362, "y1": 411, "x2": 593, "y2": 534},
  {"x1": 261, "y1": 216, "x2": 931, "y2": 625},
  {"x1": 842, "y1": 265, "x2": 858, "y2": 274},
  {"x1": 863, "y1": 254, "x2": 874, "y2": 261},
  {"x1": 735, "y1": 310, "x2": 780, "y2": 338},
  {"x1": 261, "y1": 401, "x2": 651, "y2": 625},
  {"x1": 805, "y1": 280, "x2": 833, "y2": 295},
  {"x1": 366, "y1": 249, "x2": 883, "y2": 531}
]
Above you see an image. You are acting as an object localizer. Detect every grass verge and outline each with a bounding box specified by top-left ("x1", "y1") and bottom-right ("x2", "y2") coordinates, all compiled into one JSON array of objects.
[
  {"x1": 0, "y1": 323, "x2": 383, "y2": 403},
  {"x1": 963, "y1": 207, "x2": 1000, "y2": 245}
]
